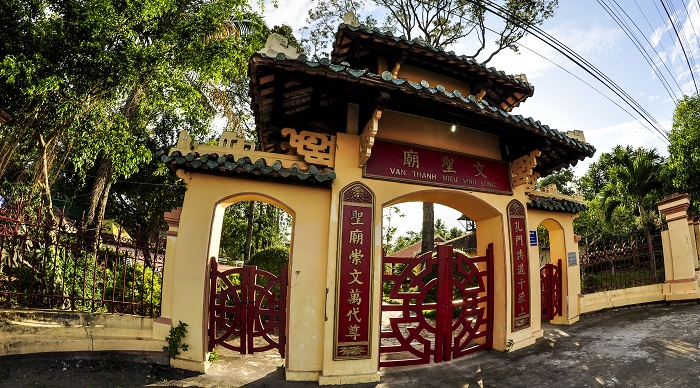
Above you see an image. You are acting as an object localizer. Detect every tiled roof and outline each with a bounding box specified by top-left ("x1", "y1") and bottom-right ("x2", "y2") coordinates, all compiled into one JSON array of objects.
[
  {"x1": 250, "y1": 52, "x2": 595, "y2": 174},
  {"x1": 161, "y1": 151, "x2": 336, "y2": 185},
  {"x1": 527, "y1": 193, "x2": 588, "y2": 213},
  {"x1": 331, "y1": 24, "x2": 535, "y2": 111}
]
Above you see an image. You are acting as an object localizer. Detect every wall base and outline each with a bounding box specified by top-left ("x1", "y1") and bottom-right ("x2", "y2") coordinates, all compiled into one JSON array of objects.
[
  {"x1": 285, "y1": 370, "x2": 320, "y2": 382},
  {"x1": 170, "y1": 357, "x2": 210, "y2": 373},
  {"x1": 318, "y1": 372, "x2": 381, "y2": 385}
]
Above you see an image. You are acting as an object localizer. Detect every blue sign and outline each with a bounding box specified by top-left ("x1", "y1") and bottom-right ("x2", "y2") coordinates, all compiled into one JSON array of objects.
[{"x1": 529, "y1": 231, "x2": 537, "y2": 246}]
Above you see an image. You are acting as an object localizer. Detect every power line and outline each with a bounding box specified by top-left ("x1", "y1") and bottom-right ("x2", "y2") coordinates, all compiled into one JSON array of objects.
[
  {"x1": 660, "y1": 0, "x2": 699, "y2": 94},
  {"x1": 508, "y1": 37, "x2": 671, "y2": 146},
  {"x1": 463, "y1": 0, "x2": 670, "y2": 142},
  {"x1": 632, "y1": 1, "x2": 685, "y2": 97},
  {"x1": 597, "y1": 0, "x2": 679, "y2": 103}
]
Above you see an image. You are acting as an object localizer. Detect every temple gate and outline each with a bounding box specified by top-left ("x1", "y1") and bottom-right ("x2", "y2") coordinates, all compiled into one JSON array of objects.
[{"x1": 156, "y1": 22, "x2": 595, "y2": 385}]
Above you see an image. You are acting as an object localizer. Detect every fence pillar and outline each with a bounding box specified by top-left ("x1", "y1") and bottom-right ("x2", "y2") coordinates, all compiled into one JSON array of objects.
[
  {"x1": 154, "y1": 207, "x2": 182, "y2": 339},
  {"x1": 656, "y1": 193, "x2": 700, "y2": 301}
]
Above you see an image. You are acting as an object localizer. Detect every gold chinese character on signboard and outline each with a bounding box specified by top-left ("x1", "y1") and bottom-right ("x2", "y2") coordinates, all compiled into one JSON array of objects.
[
  {"x1": 349, "y1": 269, "x2": 364, "y2": 285},
  {"x1": 347, "y1": 288, "x2": 362, "y2": 305},
  {"x1": 518, "y1": 278, "x2": 526, "y2": 290},
  {"x1": 441, "y1": 156, "x2": 456, "y2": 173},
  {"x1": 474, "y1": 162, "x2": 487, "y2": 178},
  {"x1": 515, "y1": 235, "x2": 523, "y2": 246},
  {"x1": 518, "y1": 291, "x2": 526, "y2": 304},
  {"x1": 350, "y1": 210, "x2": 364, "y2": 225},
  {"x1": 346, "y1": 307, "x2": 361, "y2": 322},
  {"x1": 517, "y1": 263, "x2": 525, "y2": 275},
  {"x1": 403, "y1": 150, "x2": 419, "y2": 168},
  {"x1": 516, "y1": 249, "x2": 524, "y2": 261},
  {"x1": 346, "y1": 325, "x2": 360, "y2": 340},
  {"x1": 349, "y1": 229, "x2": 364, "y2": 245},
  {"x1": 514, "y1": 221, "x2": 523, "y2": 232},
  {"x1": 348, "y1": 249, "x2": 364, "y2": 265},
  {"x1": 339, "y1": 345, "x2": 363, "y2": 355},
  {"x1": 520, "y1": 306, "x2": 526, "y2": 315}
]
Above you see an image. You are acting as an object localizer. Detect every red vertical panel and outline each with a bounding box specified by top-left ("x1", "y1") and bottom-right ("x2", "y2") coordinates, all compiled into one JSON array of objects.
[
  {"x1": 278, "y1": 264, "x2": 288, "y2": 358},
  {"x1": 246, "y1": 265, "x2": 257, "y2": 354},
  {"x1": 486, "y1": 243, "x2": 494, "y2": 350},
  {"x1": 508, "y1": 200, "x2": 531, "y2": 332},
  {"x1": 208, "y1": 257, "x2": 218, "y2": 352},
  {"x1": 334, "y1": 182, "x2": 374, "y2": 360}
]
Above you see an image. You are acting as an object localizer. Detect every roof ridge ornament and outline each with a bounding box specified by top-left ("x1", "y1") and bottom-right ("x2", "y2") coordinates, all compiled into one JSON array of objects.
[
  {"x1": 257, "y1": 33, "x2": 300, "y2": 60},
  {"x1": 343, "y1": 11, "x2": 360, "y2": 27}
]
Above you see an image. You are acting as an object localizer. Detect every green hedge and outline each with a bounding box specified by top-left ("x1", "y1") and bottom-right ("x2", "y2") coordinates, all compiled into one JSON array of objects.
[{"x1": 248, "y1": 246, "x2": 289, "y2": 274}]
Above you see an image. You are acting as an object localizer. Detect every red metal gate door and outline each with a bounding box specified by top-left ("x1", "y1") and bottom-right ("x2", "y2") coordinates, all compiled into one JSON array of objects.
[
  {"x1": 208, "y1": 258, "x2": 288, "y2": 357},
  {"x1": 540, "y1": 259, "x2": 562, "y2": 321},
  {"x1": 380, "y1": 243, "x2": 494, "y2": 367}
]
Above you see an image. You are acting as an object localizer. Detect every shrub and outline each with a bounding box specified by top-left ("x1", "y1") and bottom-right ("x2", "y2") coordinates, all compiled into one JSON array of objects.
[{"x1": 248, "y1": 246, "x2": 289, "y2": 274}]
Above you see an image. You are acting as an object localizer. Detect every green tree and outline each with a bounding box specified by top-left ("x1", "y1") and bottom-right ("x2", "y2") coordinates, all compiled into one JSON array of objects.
[
  {"x1": 0, "y1": 0, "x2": 272, "y2": 231},
  {"x1": 536, "y1": 167, "x2": 577, "y2": 196},
  {"x1": 303, "y1": 0, "x2": 559, "y2": 60},
  {"x1": 599, "y1": 146, "x2": 664, "y2": 274},
  {"x1": 667, "y1": 94, "x2": 700, "y2": 211}
]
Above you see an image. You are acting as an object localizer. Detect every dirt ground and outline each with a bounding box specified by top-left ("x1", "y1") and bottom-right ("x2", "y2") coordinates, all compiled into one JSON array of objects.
[{"x1": 3, "y1": 302, "x2": 700, "y2": 387}]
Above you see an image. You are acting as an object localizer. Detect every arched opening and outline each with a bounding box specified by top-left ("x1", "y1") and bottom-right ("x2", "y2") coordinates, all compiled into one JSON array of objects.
[
  {"x1": 538, "y1": 218, "x2": 565, "y2": 322},
  {"x1": 206, "y1": 193, "x2": 295, "y2": 361},
  {"x1": 378, "y1": 190, "x2": 504, "y2": 366}
]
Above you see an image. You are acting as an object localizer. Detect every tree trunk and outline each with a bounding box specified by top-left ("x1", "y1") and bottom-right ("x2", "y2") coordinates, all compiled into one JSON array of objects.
[
  {"x1": 244, "y1": 201, "x2": 255, "y2": 261},
  {"x1": 644, "y1": 226, "x2": 657, "y2": 279},
  {"x1": 85, "y1": 157, "x2": 114, "y2": 251},
  {"x1": 421, "y1": 202, "x2": 435, "y2": 254}
]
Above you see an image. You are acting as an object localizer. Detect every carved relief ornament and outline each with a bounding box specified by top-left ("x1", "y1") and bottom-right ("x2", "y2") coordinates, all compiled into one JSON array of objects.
[
  {"x1": 359, "y1": 110, "x2": 382, "y2": 167},
  {"x1": 510, "y1": 150, "x2": 541, "y2": 189},
  {"x1": 281, "y1": 128, "x2": 336, "y2": 168}
]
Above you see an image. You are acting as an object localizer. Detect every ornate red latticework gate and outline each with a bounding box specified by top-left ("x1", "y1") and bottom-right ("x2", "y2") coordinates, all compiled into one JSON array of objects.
[
  {"x1": 208, "y1": 258, "x2": 288, "y2": 357},
  {"x1": 379, "y1": 244, "x2": 494, "y2": 367},
  {"x1": 540, "y1": 259, "x2": 562, "y2": 321}
]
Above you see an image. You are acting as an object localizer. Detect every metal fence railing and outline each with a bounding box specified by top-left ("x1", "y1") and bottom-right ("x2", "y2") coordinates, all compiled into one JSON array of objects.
[
  {"x1": 0, "y1": 198, "x2": 165, "y2": 317},
  {"x1": 579, "y1": 234, "x2": 664, "y2": 294}
]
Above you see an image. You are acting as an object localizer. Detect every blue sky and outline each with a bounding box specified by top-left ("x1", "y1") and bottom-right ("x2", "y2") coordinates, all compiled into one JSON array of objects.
[{"x1": 260, "y1": 1, "x2": 700, "y2": 236}]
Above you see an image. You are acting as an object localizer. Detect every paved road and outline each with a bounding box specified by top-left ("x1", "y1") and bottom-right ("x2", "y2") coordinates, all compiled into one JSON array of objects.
[{"x1": 2, "y1": 302, "x2": 700, "y2": 387}]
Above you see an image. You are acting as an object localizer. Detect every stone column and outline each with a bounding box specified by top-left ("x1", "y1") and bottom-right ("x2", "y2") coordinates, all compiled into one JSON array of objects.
[{"x1": 656, "y1": 193, "x2": 700, "y2": 300}]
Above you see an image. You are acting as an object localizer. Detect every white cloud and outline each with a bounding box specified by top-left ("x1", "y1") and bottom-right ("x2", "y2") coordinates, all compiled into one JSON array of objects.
[{"x1": 256, "y1": 0, "x2": 315, "y2": 31}]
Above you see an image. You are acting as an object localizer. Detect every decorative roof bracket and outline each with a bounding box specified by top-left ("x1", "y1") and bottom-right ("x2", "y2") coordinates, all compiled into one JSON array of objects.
[
  {"x1": 510, "y1": 150, "x2": 542, "y2": 189},
  {"x1": 281, "y1": 128, "x2": 336, "y2": 168},
  {"x1": 359, "y1": 109, "x2": 382, "y2": 167}
]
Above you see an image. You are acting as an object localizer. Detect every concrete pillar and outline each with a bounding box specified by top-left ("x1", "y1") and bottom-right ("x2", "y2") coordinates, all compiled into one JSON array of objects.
[
  {"x1": 656, "y1": 193, "x2": 700, "y2": 300},
  {"x1": 153, "y1": 207, "x2": 182, "y2": 340}
]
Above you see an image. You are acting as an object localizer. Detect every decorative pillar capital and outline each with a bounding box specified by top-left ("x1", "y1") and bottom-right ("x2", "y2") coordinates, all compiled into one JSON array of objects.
[
  {"x1": 164, "y1": 207, "x2": 183, "y2": 237},
  {"x1": 657, "y1": 193, "x2": 691, "y2": 222}
]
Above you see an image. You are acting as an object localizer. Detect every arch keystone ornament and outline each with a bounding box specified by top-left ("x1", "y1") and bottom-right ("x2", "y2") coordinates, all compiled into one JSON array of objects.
[
  {"x1": 508, "y1": 199, "x2": 531, "y2": 331},
  {"x1": 334, "y1": 182, "x2": 375, "y2": 359}
]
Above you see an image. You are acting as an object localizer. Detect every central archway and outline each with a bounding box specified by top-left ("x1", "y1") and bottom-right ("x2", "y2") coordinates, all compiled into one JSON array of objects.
[{"x1": 378, "y1": 189, "x2": 507, "y2": 364}]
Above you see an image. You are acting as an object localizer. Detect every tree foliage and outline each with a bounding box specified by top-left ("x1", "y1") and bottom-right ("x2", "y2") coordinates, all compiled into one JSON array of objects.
[
  {"x1": 536, "y1": 167, "x2": 576, "y2": 196},
  {"x1": 0, "y1": 0, "x2": 272, "y2": 228},
  {"x1": 575, "y1": 146, "x2": 665, "y2": 254},
  {"x1": 303, "y1": 0, "x2": 559, "y2": 61},
  {"x1": 667, "y1": 94, "x2": 700, "y2": 211}
]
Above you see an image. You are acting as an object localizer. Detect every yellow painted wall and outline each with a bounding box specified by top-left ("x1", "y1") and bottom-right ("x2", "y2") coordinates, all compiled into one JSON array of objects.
[
  {"x1": 163, "y1": 115, "x2": 578, "y2": 382},
  {"x1": 377, "y1": 110, "x2": 501, "y2": 160},
  {"x1": 0, "y1": 310, "x2": 165, "y2": 357},
  {"x1": 528, "y1": 210, "x2": 582, "y2": 325},
  {"x1": 168, "y1": 172, "x2": 331, "y2": 374}
]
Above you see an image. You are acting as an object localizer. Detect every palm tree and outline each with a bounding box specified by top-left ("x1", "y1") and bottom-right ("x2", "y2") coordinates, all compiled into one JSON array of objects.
[{"x1": 601, "y1": 146, "x2": 663, "y2": 277}]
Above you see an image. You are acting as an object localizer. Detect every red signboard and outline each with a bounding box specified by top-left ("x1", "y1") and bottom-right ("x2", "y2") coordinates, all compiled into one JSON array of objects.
[
  {"x1": 334, "y1": 182, "x2": 374, "y2": 359},
  {"x1": 508, "y1": 200, "x2": 530, "y2": 331},
  {"x1": 363, "y1": 139, "x2": 512, "y2": 195}
]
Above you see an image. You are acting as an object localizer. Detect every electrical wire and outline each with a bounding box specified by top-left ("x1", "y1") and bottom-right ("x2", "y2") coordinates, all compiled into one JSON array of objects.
[
  {"x1": 597, "y1": 0, "x2": 679, "y2": 103},
  {"x1": 461, "y1": 0, "x2": 670, "y2": 141},
  {"x1": 660, "y1": 0, "x2": 699, "y2": 94}
]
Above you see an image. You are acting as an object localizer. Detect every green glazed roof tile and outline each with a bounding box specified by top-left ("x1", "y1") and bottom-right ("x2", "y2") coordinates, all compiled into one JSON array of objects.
[{"x1": 161, "y1": 151, "x2": 335, "y2": 185}]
